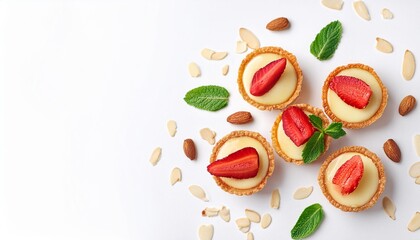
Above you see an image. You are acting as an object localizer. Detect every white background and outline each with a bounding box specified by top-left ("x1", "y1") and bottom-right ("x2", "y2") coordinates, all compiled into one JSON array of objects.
[{"x1": 1, "y1": 0, "x2": 420, "y2": 239}]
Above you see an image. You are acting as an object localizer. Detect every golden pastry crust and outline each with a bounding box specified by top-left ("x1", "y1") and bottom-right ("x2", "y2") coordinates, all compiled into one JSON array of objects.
[
  {"x1": 318, "y1": 146, "x2": 386, "y2": 212},
  {"x1": 209, "y1": 130, "x2": 275, "y2": 196},
  {"x1": 322, "y1": 63, "x2": 388, "y2": 129},
  {"x1": 271, "y1": 104, "x2": 332, "y2": 165},
  {"x1": 238, "y1": 46, "x2": 303, "y2": 110}
]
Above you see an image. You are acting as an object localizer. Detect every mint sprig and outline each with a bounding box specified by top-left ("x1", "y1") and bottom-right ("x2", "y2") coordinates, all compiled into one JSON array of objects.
[
  {"x1": 291, "y1": 203, "x2": 324, "y2": 239},
  {"x1": 184, "y1": 85, "x2": 230, "y2": 111},
  {"x1": 310, "y1": 20, "x2": 342, "y2": 61},
  {"x1": 302, "y1": 115, "x2": 346, "y2": 164}
]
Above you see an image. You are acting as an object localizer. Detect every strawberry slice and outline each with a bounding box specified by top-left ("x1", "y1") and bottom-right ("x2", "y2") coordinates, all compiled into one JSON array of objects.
[
  {"x1": 250, "y1": 58, "x2": 287, "y2": 96},
  {"x1": 282, "y1": 106, "x2": 315, "y2": 147},
  {"x1": 329, "y1": 75, "x2": 372, "y2": 109},
  {"x1": 207, "y1": 147, "x2": 259, "y2": 179},
  {"x1": 332, "y1": 155, "x2": 364, "y2": 195}
]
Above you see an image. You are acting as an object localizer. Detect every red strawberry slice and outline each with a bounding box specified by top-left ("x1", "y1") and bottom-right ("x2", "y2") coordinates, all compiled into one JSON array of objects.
[
  {"x1": 250, "y1": 58, "x2": 287, "y2": 96},
  {"x1": 332, "y1": 155, "x2": 364, "y2": 195},
  {"x1": 207, "y1": 147, "x2": 259, "y2": 179},
  {"x1": 329, "y1": 75, "x2": 372, "y2": 109},
  {"x1": 282, "y1": 106, "x2": 315, "y2": 147}
]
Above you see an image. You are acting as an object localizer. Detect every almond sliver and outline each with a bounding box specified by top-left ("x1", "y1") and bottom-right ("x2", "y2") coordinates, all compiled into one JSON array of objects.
[
  {"x1": 189, "y1": 185, "x2": 209, "y2": 202},
  {"x1": 408, "y1": 212, "x2": 420, "y2": 232},
  {"x1": 211, "y1": 52, "x2": 228, "y2": 60},
  {"x1": 270, "y1": 189, "x2": 280, "y2": 209},
  {"x1": 198, "y1": 224, "x2": 214, "y2": 240},
  {"x1": 381, "y1": 8, "x2": 394, "y2": 19},
  {"x1": 219, "y1": 206, "x2": 231, "y2": 222},
  {"x1": 236, "y1": 40, "x2": 248, "y2": 53},
  {"x1": 376, "y1": 38, "x2": 393, "y2": 53},
  {"x1": 188, "y1": 62, "x2": 201, "y2": 77},
  {"x1": 239, "y1": 28, "x2": 260, "y2": 50},
  {"x1": 403, "y1": 50, "x2": 416, "y2": 80},
  {"x1": 353, "y1": 1, "x2": 371, "y2": 21},
  {"x1": 293, "y1": 186, "x2": 313, "y2": 200},
  {"x1": 409, "y1": 162, "x2": 420, "y2": 178},
  {"x1": 149, "y1": 147, "x2": 162, "y2": 166},
  {"x1": 170, "y1": 167, "x2": 182, "y2": 186},
  {"x1": 321, "y1": 0, "x2": 344, "y2": 10},
  {"x1": 261, "y1": 214, "x2": 272, "y2": 229},
  {"x1": 245, "y1": 209, "x2": 261, "y2": 223},
  {"x1": 222, "y1": 65, "x2": 229, "y2": 76},
  {"x1": 236, "y1": 218, "x2": 251, "y2": 228},
  {"x1": 382, "y1": 196, "x2": 396, "y2": 220},
  {"x1": 201, "y1": 48, "x2": 215, "y2": 60}
]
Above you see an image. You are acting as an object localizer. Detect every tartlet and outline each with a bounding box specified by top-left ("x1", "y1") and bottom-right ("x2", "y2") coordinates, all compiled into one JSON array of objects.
[
  {"x1": 322, "y1": 63, "x2": 388, "y2": 129},
  {"x1": 238, "y1": 46, "x2": 303, "y2": 110},
  {"x1": 209, "y1": 130, "x2": 275, "y2": 196},
  {"x1": 271, "y1": 104, "x2": 332, "y2": 165},
  {"x1": 318, "y1": 146, "x2": 386, "y2": 212}
]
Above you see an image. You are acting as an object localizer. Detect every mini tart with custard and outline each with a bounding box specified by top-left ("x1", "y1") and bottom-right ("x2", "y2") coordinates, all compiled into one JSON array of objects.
[
  {"x1": 238, "y1": 46, "x2": 303, "y2": 110},
  {"x1": 208, "y1": 130, "x2": 275, "y2": 196},
  {"x1": 318, "y1": 146, "x2": 386, "y2": 212},
  {"x1": 322, "y1": 63, "x2": 388, "y2": 129},
  {"x1": 271, "y1": 104, "x2": 332, "y2": 165}
]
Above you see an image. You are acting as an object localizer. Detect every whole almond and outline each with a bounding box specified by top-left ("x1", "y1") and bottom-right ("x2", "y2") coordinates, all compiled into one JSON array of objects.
[
  {"x1": 383, "y1": 139, "x2": 401, "y2": 163},
  {"x1": 266, "y1": 17, "x2": 290, "y2": 31},
  {"x1": 227, "y1": 111, "x2": 253, "y2": 124},
  {"x1": 183, "y1": 138, "x2": 196, "y2": 160},
  {"x1": 399, "y1": 95, "x2": 416, "y2": 116}
]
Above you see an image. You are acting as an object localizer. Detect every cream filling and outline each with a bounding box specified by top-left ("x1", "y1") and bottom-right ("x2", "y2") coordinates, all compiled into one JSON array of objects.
[
  {"x1": 216, "y1": 137, "x2": 269, "y2": 189},
  {"x1": 243, "y1": 53, "x2": 298, "y2": 104},
  {"x1": 325, "y1": 152, "x2": 379, "y2": 207},
  {"x1": 327, "y1": 68, "x2": 383, "y2": 123}
]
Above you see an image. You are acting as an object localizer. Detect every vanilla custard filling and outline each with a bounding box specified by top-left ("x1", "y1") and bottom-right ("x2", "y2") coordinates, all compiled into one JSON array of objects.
[
  {"x1": 327, "y1": 68, "x2": 383, "y2": 122},
  {"x1": 216, "y1": 137, "x2": 269, "y2": 189},
  {"x1": 243, "y1": 53, "x2": 298, "y2": 104},
  {"x1": 325, "y1": 152, "x2": 379, "y2": 207}
]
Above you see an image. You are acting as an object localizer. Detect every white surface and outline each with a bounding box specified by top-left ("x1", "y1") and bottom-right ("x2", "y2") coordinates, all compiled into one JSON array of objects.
[{"x1": 1, "y1": 0, "x2": 420, "y2": 239}]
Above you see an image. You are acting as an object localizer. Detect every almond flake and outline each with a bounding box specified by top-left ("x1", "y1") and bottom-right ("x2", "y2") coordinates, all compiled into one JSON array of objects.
[
  {"x1": 170, "y1": 167, "x2": 182, "y2": 186},
  {"x1": 149, "y1": 147, "x2": 162, "y2": 166},
  {"x1": 381, "y1": 8, "x2": 394, "y2": 19},
  {"x1": 202, "y1": 207, "x2": 220, "y2": 217},
  {"x1": 201, "y1": 48, "x2": 215, "y2": 60},
  {"x1": 376, "y1": 38, "x2": 393, "y2": 53},
  {"x1": 403, "y1": 50, "x2": 416, "y2": 80},
  {"x1": 382, "y1": 196, "x2": 396, "y2": 220},
  {"x1": 239, "y1": 28, "x2": 260, "y2": 50},
  {"x1": 321, "y1": 0, "x2": 344, "y2": 10},
  {"x1": 236, "y1": 217, "x2": 251, "y2": 228},
  {"x1": 261, "y1": 214, "x2": 272, "y2": 229},
  {"x1": 245, "y1": 209, "x2": 261, "y2": 223},
  {"x1": 239, "y1": 226, "x2": 250, "y2": 233},
  {"x1": 236, "y1": 41, "x2": 248, "y2": 53},
  {"x1": 353, "y1": 1, "x2": 371, "y2": 21},
  {"x1": 198, "y1": 224, "x2": 214, "y2": 240},
  {"x1": 219, "y1": 206, "x2": 231, "y2": 222},
  {"x1": 188, "y1": 62, "x2": 201, "y2": 78},
  {"x1": 416, "y1": 177, "x2": 420, "y2": 184},
  {"x1": 408, "y1": 212, "x2": 420, "y2": 232},
  {"x1": 222, "y1": 65, "x2": 229, "y2": 76},
  {"x1": 211, "y1": 52, "x2": 228, "y2": 60},
  {"x1": 270, "y1": 188, "x2": 280, "y2": 209},
  {"x1": 414, "y1": 135, "x2": 420, "y2": 157},
  {"x1": 247, "y1": 232, "x2": 254, "y2": 240},
  {"x1": 200, "y1": 128, "x2": 216, "y2": 145},
  {"x1": 409, "y1": 162, "x2": 420, "y2": 178},
  {"x1": 167, "y1": 120, "x2": 177, "y2": 137},
  {"x1": 189, "y1": 185, "x2": 209, "y2": 202},
  {"x1": 293, "y1": 186, "x2": 313, "y2": 200}
]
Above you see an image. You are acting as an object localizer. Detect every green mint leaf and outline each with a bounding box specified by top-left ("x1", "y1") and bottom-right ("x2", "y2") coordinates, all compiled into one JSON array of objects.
[
  {"x1": 310, "y1": 20, "x2": 342, "y2": 61},
  {"x1": 309, "y1": 115, "x2": 323, "y2": 131},
  {"x1": 184, "y1": 85, "x2": 229, "y2": 111},
  {"x1": 302, "y1": 131, "x2": 325, "y2": 164},
  {"x1": 291, "y1": 203, "x2": 324, "y2": 240},
  {"x1": 324, "y1": 122, "x2": 346, "y2": 139}
]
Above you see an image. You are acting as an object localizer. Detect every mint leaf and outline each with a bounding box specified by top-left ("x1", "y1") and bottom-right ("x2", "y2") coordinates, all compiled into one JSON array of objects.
[
  {"x1": 184, "y1": 85, "x2": 229, "y2": 111},
  {"x1": 291, "y1": 203, "x2": 324, "y2": 240},
  {"x1": 302, "y1": 131, "x2": 325, "y2": 164},
  {"x1": 324, "y1": 122, "x2": 346, "y2": 139},
  {"x1": 310, "y1": 20, "x2": 342, "y2": 60},
  {"x1": 309, "y1": 115, "x2": 323, "y2": 131}
]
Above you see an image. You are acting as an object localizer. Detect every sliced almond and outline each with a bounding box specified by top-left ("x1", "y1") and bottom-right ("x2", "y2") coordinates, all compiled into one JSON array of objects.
[
  {"x1": 353, "y1": 1, "x2": 371, "y2": 21},
  {"x1": 239, "y1": 226, "x2": 250, "y2": 233},
  {"x1": 271, "y1": 188, "x2": 280, "y2": 209},
  {"x1": 321, "y1": 0, "x2": 344, "y2": 10},
  {"x1": 149, "y1": 147, "x2": 162, "y2": 166},
  {"x1": 236, "y1": 218, "x2": 251, "y2": 228},
  {"x1": 239, "y1": 28, "x2": 260, "y2": 50},
  {"x1": 201, "y1": 48, "x2": 215, "y2": 60},
  {"x1": 403, "y1": 50, "x2": 416, "y2": 80},
  {"x1": 188, "y1": 62, "x2": 201, "y2": 78},
  {"x1": 261, "y1": 214, "x2": 272, "y2": 229},
  {"x1": 414, "y1": 135, "x2": 420, "y2": 157},
  {"x1": 222, "y1": 65, "x2": 229, "y2": 76},
  {"x1": 219, "y1": 206, "x2": 231, "y2": 222},
  {"x1": 376, "y1": 38, "x2": 393, "y2": 53},
  {"x1": 198, "y1": 224, "x2": 214, "y2": 240},
  {"x1": 409, "y1": 162, "x2": 420, "y2": 178},
  {"x1": 200, "y1": 128, "x2": 216, "y2": 145},
  {"x1": 236, "y1": 41, "x2": 248, "y2": 54},
  {"x1": 247, "y1": 232, "x2": 254, "y2": 240},
  {"x1": 170, "y1": 167, "x2": 182, "y2": 186},
  {"x1": 167, "y1": 120, "x2": 177, "y2": 137},
  {"x1": 416, "y1": 177, "x2": 420, "y2": 184},
  {"x1": 408, "y1": 212, "x2": 420, "y2": 232},
  {"x1": 293, "y1": 186, "x2": 313, "y2": 200},
  {"x1": 202, "y1": 207, "x2": 220, "y2": 217},
  {"x1": 189, "y1": 185, "x2": 209, "y2": 202},
  {"x1": 245, "y1": 209, "x2": 261, "y2": 223},
  {"x1": 382, "y1": 196, "x2": 396, "y2": 220},
  {"x1": 211, "y1": 52, "x2": 228, "y2": 60},
  {"x1": 381, "y1": 8, "x2": 394, "y2": 19}
]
